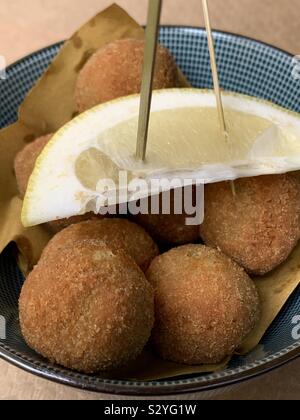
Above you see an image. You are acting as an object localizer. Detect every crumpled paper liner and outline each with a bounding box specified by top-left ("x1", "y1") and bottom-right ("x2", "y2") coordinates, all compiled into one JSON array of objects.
[
  {"x1": 0, "y1": 4, "x2": 299, "y2": 381},
  {"x1": 102, "y1": 350, "x2": 230, "y2": 381}
]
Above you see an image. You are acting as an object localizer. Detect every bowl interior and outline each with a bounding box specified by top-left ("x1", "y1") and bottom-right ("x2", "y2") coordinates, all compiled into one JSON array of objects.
[{"x1": 0, "y1": 27, "x2": 300, "y2": 395}]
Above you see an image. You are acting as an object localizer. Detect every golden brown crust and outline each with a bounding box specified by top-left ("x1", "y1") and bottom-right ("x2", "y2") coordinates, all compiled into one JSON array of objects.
[
  {"x1": 147, "y1": 244, "x2": 260, "y2": 365},
  {"x1": 42, "y1": 219, "x2": 159, "y2": 272},
  {"x1": 14, "y1": 134, "x2": 53, "y2": 198},
  {"x1": 200, "y1": 174, "x2": 300, "y2": 275},
  {"x1": 19, "y1": 241, "x2": 154, "y2": 373},
  {"x1": 75, "y1": 39, "x2": 179, "y2": 113},
  {"x1": 47, "y1": 213, "x2": 103, "y2": 233},
  {"x1": 135, "y1": 212, "x2": 199, "y2": 245},
  {"x1": 134, "y1": 189, "x2": 200, "y2": 245}
]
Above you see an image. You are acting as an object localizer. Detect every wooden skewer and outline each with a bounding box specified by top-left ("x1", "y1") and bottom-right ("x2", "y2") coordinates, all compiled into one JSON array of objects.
[
  {"x1": 202, "y1": 0, "x2": 228, "y2": 138},
  {"x1": 136, "y1": 0, "x2": 162, "y2": 161},
  {"x1": 202, "y1": 0, "x2": 236, "y2": 195}
]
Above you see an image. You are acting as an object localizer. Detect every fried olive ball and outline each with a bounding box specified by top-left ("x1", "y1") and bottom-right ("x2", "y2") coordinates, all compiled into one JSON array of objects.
[
  {"x1": 19, "y1": 241, "x2": 154, "y2": 373},
  {"x1": 75, "y1": 39, "x2": 179, "y2": 113},
  {"x1": 134, "y1": 188, "x2": 200, "y2": 245},
  {"x1": 47, "y1": 213, "x2": 103, "y2": 234},
  {"x1": 200, "y1": 174, "x2": 300, "y2": 275},
  {"x1": 147, "y1": 245, "x2": 260, "y2": 365},
  {"x1": 42, "y1": 219, "x2": 159, "y2": 272},
  {"x1": 14, "y1": 134, "x2": 53, "y2": 198}
]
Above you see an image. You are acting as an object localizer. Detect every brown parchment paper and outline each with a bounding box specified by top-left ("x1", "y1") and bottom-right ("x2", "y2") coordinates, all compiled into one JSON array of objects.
[{"x1": 0, "y1": 4, "x2": 299, "y2": 381}]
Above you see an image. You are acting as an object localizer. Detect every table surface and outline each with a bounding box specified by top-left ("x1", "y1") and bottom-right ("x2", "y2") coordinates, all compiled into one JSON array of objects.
[{"x1": 0, "y1": 0, "x2": 300, "y2": 400}]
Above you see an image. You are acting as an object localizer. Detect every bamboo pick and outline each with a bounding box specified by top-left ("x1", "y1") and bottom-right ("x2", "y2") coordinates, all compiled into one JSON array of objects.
[
  {"x1": 202, "y1": 0, "x2": 228, "y2": 138},
  {"x1": 202, "y1": 0, "x2": 236, "y2": 195},
  {"x1": 136, "y1": 0, "x2": 162, "y2": 161}
]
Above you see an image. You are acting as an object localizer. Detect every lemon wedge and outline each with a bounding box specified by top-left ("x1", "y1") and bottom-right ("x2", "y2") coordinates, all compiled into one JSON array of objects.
[{"x1": 22, "y1": 89, "x2": 300, "y2": 227}]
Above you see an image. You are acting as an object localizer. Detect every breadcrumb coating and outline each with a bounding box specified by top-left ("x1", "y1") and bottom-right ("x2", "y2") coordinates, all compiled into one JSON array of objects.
[
  {"x1": 42, "y1": 219, "x2": 159, "y2": 272},
  {"x1": 19, "y1": 241, "x2": 154, "y2": 373},
  {"x1": 135, "y1": 212, "x2": 199, "y2": 245},
  {"x1": 47, "y1": 213, "x2": 103, "y2": 233},
  {"x1": 134, "y1": 189, "x2": 200, "y2": 245},
  {"x1": 75, "y1": 39, "x2": 179, "y2": 113},
  {"x1": 200, "y1": 174, "x2": 300, "y2": 275},
  {"x1": 147, "y1": 244, "x2": 260, "y2": 365}
]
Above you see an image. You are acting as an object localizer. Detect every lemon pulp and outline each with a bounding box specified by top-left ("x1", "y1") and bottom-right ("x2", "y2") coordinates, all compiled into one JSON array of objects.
[{"x1": 75, "y1": 106, "x2": 297, "y2": 190}]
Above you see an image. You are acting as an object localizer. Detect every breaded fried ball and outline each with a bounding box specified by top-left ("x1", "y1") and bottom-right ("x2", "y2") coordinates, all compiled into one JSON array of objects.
[
  {"x1": 200, "y1": 174, "x2": 300, "y2": 275},
  {"x1": 14, "y1": 134, "x2": 52, "y2": 197},
  {"x1": 135, "y1": 212, "x2": 199, "y2": 245},
  {"x1": 42, "y1": 219, "x2": 159, "y2": 272},
  {"x1": 147, "y1": 245, "x2": 260, "y2": 365},
  {"x1": 75, "y1": 39, "x2": 179, "y2": 113},
  {"x1": 19, "y1": 241, "x2": 154, "y2": 373},
  {"x1": 47, "y1": 213, "x2": 103, "y2": 234},
  {"x1": 134, "y1": 188, "x2": 200, "y2": 245}
]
